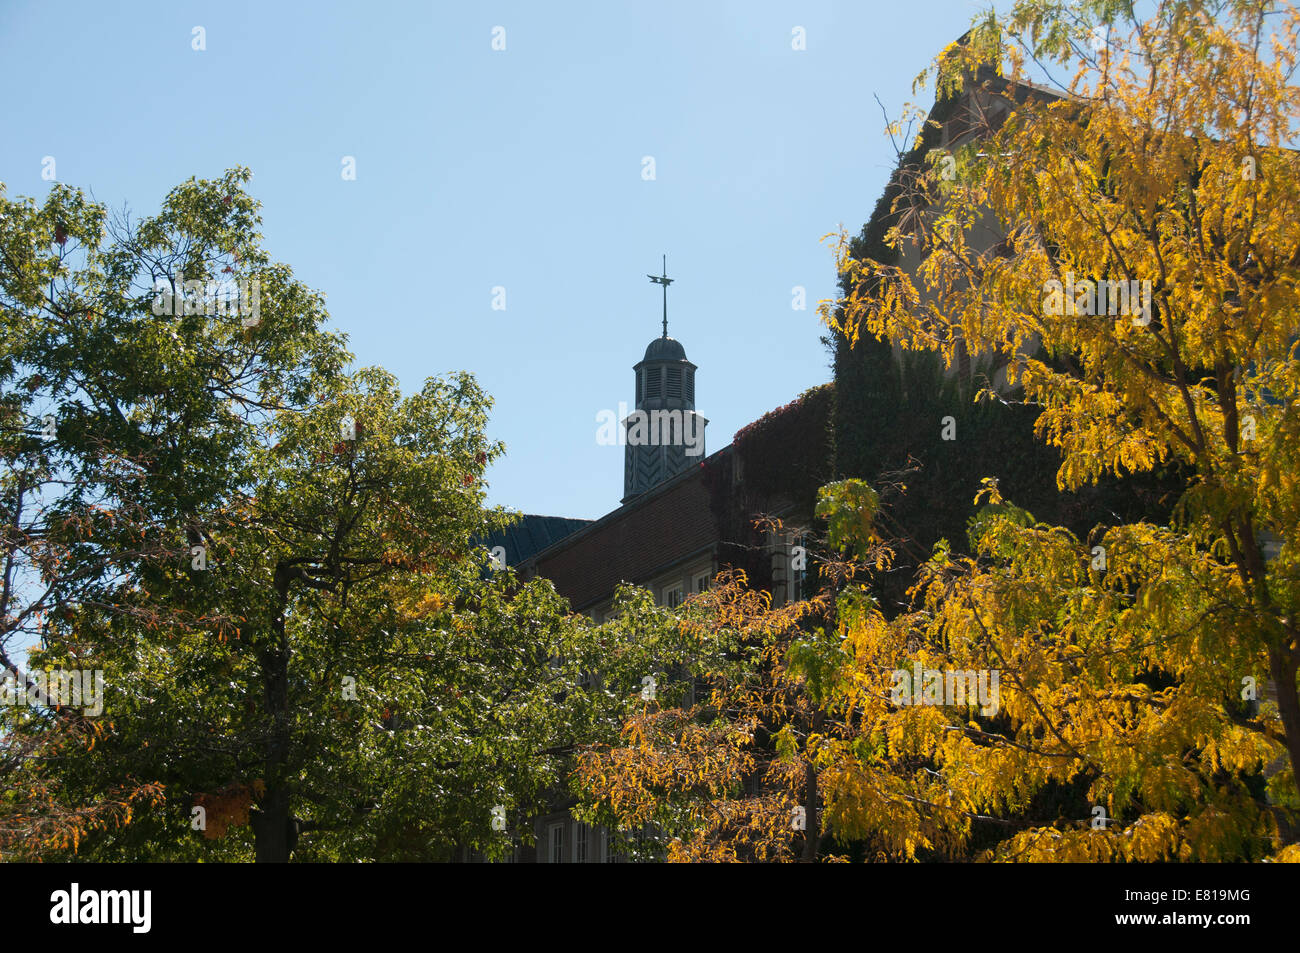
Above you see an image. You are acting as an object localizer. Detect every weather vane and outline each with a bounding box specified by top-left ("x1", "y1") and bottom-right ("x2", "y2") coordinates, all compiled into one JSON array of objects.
[{"x1": 648, "y1": 254, "x2": 672, "y2": 339}]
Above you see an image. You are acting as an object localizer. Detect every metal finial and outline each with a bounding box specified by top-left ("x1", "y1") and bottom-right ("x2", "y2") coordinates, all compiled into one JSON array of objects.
[{"x1": 647, "y1": 254, "x2": 673, "y2": 338}]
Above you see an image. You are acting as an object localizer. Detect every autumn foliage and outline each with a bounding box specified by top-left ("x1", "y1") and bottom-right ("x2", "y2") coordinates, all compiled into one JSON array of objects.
[{"x1": 577, "y1": 0, "x2": 1300, "y2": 862}]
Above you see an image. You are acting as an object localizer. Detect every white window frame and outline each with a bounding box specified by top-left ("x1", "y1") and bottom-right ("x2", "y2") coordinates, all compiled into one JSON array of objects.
[
  {"x1": 547, "y1": 821, "x2": 564, "y2": 863},
  {"x1": 692, "y1": 571, "x2": 710, "y2": 594},
  {"x1": 663, "y1": 585, "x2": 684, "y2": 609},
  {"x1": 573, "y1": 822, "x2": 589, "y2": 863},
  {"x1": 791, "y1": 534, "x2": 807, "y2": 602}
]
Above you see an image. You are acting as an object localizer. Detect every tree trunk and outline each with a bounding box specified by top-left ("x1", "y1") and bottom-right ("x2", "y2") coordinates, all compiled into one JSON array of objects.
[
  {"x1": 253, "y1": 566, "x2": 295, "y2": 862},
  {"x1": 1233, "y1": 516, "x2": 1300, "y2": 845},
  {"x1": 800, "y1": 763, "x2": 820, "y2": 862},
  {"x1": 252, "y1": 786, "x2": 293, "y2": 862},
  {"x1": 1269, "y1": 644, "x2": 1300, "y2": 845}
]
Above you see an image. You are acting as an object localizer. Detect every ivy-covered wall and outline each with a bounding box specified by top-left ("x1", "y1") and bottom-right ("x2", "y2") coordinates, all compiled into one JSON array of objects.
[
  {"x1": 733, "y1": 382, "x2": 834, "y2": 515},
  {"x1": 828, "y1": 87, "x2": 1182, "y2": 615},
  {"x1": 701, "y1": 383, "x2": 835, "y2": 594}
]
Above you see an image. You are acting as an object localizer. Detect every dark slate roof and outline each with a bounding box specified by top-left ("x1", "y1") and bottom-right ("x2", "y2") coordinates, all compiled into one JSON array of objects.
[
  {"x1": 641, "y1": 336, "x2": 688, "y2": 363},
  {"x1": 481, "y1": 515, "x2": 594, "y2": 567}
]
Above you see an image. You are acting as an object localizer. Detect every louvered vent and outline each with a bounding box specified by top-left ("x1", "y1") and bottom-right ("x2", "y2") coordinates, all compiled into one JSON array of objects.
[
  {"x1": 685, "y1": 370, "x2": 694, "y2": 403},
  {"x1": 667, "y1": 367, "x2": 682, "y2": 398},
  {"x1": 645, "y1": 368, "x2": 661, "y2": 399},
  {"x1": 636, "y1": 369, "x2": 642, "y2": 404}
]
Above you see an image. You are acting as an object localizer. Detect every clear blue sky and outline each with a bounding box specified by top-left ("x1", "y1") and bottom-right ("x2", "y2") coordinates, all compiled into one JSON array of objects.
[{"x1": 1, "y1": 0, "x2": 995, "y2": 520}]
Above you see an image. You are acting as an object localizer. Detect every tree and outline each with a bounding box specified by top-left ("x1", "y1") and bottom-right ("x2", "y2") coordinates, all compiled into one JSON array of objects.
[
  {"x1": 1, "y1": 166, "x2": 342, "y2": 855},
  {"x1": 1, "y1": 170, "x2": 627, "y2": 861},
  {"x1": 573, "y1": 571, "x2": 826, "y2": 862},
  {"x1": 818, "y1": 0, "x2": 1300, "y2": 859},
  {"x1": 572, "y1": 490, "x2": 893, "y2": 863},
  {"x1": 579, "y1": 0, "x2": 1300, "y2": 863}
]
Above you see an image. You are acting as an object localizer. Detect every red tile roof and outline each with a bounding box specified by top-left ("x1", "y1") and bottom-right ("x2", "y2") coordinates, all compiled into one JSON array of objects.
[{"x1": 525, "y1": 452, "x2": 725, "y2": 611}]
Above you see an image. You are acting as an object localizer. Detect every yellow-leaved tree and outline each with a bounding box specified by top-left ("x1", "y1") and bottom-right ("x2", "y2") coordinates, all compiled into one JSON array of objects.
[{"x1": 818, "y1": 0, "x2": 1300, "y2": 859}]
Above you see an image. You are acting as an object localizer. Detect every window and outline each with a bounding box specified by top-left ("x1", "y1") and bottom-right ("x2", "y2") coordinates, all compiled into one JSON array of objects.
[
  {"x1": 663, "y1": 586, "x2": 684, "y2": 609},
  {"x1": 547, "y1": 822, "x2": 564, "y2": 863},
  {"x1": 693, "y1": 571, "x2": 710, "y2": 594},
  {"x1": 602, "y1": 826, "x2": 618, "y2": 863},
  {"x1": 573, "y1": 822, "x2": 589, "y2": 863},
  {"x1": 791, "y1": 534, "x2": 807, "y2": 603}
]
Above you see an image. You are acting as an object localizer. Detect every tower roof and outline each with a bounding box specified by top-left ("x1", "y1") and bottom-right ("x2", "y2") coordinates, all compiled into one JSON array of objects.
[{"x1": 642, "y1": 336, "x2": 688, "y2": 363}]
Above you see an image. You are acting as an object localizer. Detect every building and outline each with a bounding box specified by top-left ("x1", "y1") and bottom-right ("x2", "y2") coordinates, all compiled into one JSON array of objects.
[
  {"x1": 468, "y1": 268, "x2": 831, "y2": 862},
  {"x1": 500, "y1": 311, "x2": 829, "y2": 623},
  {"x1": 477, "y1": 35, "x2": 1259, "y2": 862},
  {"x1": 483, "y1": 45, "x2": 1076, "y2": 862}
]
